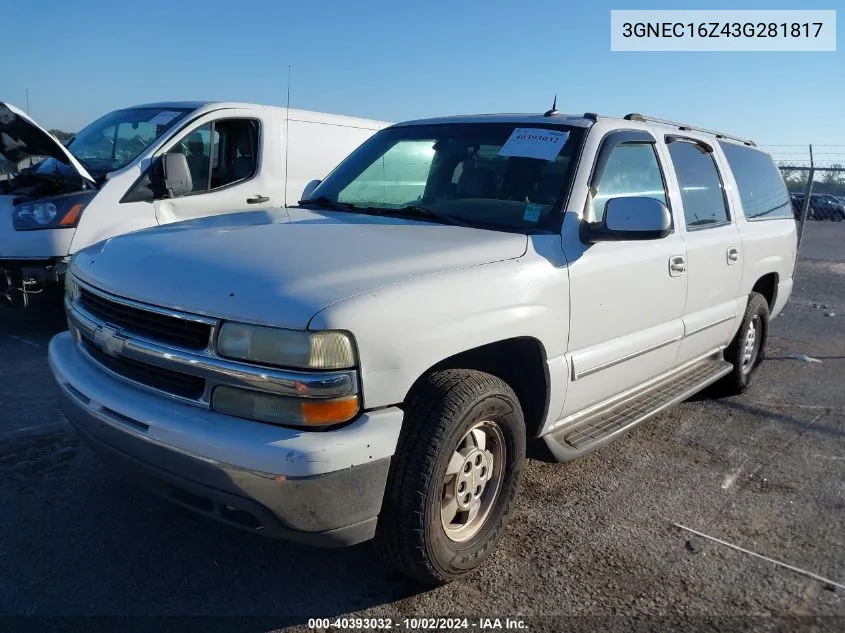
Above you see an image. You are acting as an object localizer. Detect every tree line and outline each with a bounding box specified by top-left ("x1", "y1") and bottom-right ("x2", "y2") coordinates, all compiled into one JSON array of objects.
[{"x1": 781, "y1": 163, "x2": 845, "y2": 197}]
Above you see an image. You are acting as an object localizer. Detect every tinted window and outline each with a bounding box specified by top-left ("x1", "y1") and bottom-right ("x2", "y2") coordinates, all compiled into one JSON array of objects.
[
  {"x1": 592, "y1": 143, "x2": 667, "y2": 221},
  {"x1": 719, "y1": 141, "x2": 792, "y2": 220},
  {"x1": 667, "y1": 140, "x2": 729, "y2": 229}
]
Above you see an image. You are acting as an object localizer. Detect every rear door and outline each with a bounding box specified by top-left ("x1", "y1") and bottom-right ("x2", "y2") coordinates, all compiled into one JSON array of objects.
[
  {"x1": 153, "y1": 108, "x2": 281, "y2": 224},
  {"x1": 661, "y1": 135, "x2": 744, "y2": 364}
]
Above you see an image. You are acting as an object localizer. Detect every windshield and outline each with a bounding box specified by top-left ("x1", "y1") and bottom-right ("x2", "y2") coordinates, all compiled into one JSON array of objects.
[
  {"x1": 37, "y1": 106, "x2": 192, "y2": 178},
  {"x1": 305, "y1": 122, "x2": 585, "y2": 231}
]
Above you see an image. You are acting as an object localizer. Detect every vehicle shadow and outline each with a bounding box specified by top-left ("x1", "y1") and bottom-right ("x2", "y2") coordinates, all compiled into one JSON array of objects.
[
  {"x1": 1, "y1": 429, "x2": 428, "y2": 624},
  {"x1": 0, "y1": 296, "x2": 68, "y2": 343}
]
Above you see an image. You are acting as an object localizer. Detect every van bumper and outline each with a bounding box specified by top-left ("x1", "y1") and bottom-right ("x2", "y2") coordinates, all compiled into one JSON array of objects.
[
  {"x1": 48, "y1": 332, "x2": 403, "y2": 547},
  {"x1": 0, "y1": 257, "x2": 67, "y2": 307}
]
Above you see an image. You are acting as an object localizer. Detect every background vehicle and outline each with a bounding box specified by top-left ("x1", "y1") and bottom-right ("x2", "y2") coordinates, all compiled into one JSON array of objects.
[
  {"x1": 49, "y1": 110, "x2": 796, "y2": 585},
  {"x1": 809, "y1": 194, "x2": 845, "y2": 221},
  {"x1": 789, "y1": 192, "x2": 845, "y2": 221},
  {"x1": 0, "y1": 101, "x2": 389, "y2": 307}
]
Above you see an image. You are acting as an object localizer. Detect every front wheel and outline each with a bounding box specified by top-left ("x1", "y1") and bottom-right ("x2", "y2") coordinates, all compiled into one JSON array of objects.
[{"x1": 374, "y1": 369, "x2": 526, "y2": 585}]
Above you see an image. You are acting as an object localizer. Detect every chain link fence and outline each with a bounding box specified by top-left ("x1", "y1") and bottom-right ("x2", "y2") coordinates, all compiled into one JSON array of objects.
[{"x1": 766, "y1": 144, "x2": 845, "y2": 224}]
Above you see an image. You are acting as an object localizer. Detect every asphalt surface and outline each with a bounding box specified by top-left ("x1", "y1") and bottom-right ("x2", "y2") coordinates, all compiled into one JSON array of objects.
[{"x1": 0, "y1": 222, "x2": 843, "y2": 633}]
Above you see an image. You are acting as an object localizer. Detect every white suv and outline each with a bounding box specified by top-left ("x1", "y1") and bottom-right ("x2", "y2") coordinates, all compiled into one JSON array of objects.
[{"x1": 48, "y1": 110, "x2": 797, "y2": 585}]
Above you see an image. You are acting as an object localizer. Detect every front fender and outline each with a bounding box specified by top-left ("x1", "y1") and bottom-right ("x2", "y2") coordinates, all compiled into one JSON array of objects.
[{"x1": 308, "y1": 256, "x2": 570, "y2": 410}]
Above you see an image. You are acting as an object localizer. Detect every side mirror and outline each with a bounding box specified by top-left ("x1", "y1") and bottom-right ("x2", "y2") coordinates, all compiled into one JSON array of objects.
[
  {"x1": 582, "y1": 197, "x2": 671, "y2": 243},
  {"x1": 301, "y1": 179, "x2": 321, "y2": 201},
  {"x1": 162, "y1": 153, "x2": 192, "y2": 198}
]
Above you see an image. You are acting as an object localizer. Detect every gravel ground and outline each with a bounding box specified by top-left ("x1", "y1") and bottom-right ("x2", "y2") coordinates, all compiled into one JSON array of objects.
[{"x1": 0, "y1": 222, "x2": 843, "y2": 633}]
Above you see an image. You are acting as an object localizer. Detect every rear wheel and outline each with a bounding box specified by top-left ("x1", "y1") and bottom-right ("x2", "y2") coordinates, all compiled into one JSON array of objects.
[
  {"x1": 712, "y1": 291, "x2": 769, "y2": 396},
  {"x1": 374, "y1": 369, "x2": 525, "y2": 585}
]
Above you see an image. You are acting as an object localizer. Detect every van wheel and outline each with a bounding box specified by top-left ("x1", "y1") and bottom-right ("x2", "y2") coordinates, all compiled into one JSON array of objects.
[
  {"x1": 374, "y1": 369, "x2": 525, "y2": 585},
  {"x1": 713, "y1": 292, "x2": 769, "y2": 397}
]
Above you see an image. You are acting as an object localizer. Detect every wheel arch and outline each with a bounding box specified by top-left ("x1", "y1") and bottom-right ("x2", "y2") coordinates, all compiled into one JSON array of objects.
[
  {"x1": 751, "y1": 272, "x2": 778, "y2": 311},
  {"x1": 405, "y1": 337, "x2": 551, "y2": 439}
]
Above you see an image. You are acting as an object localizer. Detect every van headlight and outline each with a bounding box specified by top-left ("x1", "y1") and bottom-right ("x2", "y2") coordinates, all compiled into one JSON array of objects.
[
  {"x1": 216, "y1": 322, "x2": 357, "y2": 370},
  {"x1": 13, "y1": 191, "x2": 95, "y2": 231}
]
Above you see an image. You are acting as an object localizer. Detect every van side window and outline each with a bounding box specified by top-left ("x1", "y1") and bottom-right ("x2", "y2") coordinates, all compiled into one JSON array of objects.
[
  {"x1": 718, "y1": 141, "x2": 793, "y2": 220},
  {"x1": 667, "y1": 140, "x2": 730, "y2": 229},
  {"x1": 166, "y1": 119, "x2": 260, "y2": 195},
  {"x1": 592, "y1": 143, "x2": 667, "y2": 222}
]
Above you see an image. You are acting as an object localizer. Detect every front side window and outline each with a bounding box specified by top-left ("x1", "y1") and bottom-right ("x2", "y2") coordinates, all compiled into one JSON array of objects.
[
  {"x1": 166, "y1": 118, "x2": 259, "y2": 195},
  {"x1": 667, "y1": 139, "x2": 730, "y2": 229},
  {"x1": 591, "y1": 142, "x2": 667, "y2": 221},
  {"x1": 718, "y1": 141, "x2": 792, "y2": 221},
  {"x1": 305, "y1": 122, "x2": 585, "y2": 232}
]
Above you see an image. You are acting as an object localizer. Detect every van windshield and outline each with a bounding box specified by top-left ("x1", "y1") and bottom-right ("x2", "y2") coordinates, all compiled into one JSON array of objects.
[
  {"x1": 303, "y1": 122, "x2": 585, "y2": 232},
  {"x1": 37, "y1": 106, "x2": 192, "y2": 179}
]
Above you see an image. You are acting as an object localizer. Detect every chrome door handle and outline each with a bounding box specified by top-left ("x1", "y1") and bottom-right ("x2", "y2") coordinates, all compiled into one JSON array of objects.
[
  {"x1": 669, "y1": 256, "x2": 686, "y2": 276},
  {"x1": 727, "y1": 247, "x2": 739, "y2": 264}
]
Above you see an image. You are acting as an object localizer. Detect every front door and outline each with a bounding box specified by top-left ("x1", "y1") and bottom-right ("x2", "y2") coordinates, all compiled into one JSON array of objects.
[
  {"x1": 153, "y1": 109, "x2": 280, "y2": 224},
  {"x1": 562, "y1": 132, "x2": 688, "y2": 417}
]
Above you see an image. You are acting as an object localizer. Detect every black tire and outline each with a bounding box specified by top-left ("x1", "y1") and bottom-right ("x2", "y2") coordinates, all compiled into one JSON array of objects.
[
  {"x1": 374, "y1": 369, "x2": 526, "y2": 585},
  {"x1": 712, "y1": 291, "x2": 769, "y2": 397}
]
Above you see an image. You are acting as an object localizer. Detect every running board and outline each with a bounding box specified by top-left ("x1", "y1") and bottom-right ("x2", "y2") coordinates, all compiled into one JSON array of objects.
[{"x1": 543, "y1": 356, "x2": 733, "y2": 462}]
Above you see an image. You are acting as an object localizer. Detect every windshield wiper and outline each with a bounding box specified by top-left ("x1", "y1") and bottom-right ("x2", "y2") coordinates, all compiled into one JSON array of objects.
[
  {"x1": 296, "y1": 196, "x2": 359, "y2": 213},
  {"x1": 372, "y1": 205, "x2": 477, "y2": 228}
]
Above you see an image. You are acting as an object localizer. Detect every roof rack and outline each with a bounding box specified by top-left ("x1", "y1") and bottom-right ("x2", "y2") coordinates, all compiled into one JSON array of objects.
[{"x1": 622, "y1": 113, "x2": 756, "y2": 147}]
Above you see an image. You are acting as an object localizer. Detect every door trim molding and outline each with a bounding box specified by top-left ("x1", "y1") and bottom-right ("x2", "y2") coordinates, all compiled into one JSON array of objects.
[
  {"x1": 572, "y1": 335, "x2": 682, "y2": 381},
  {"x1": 685, "y1": 313, "x2": 737, "y2": 337}
]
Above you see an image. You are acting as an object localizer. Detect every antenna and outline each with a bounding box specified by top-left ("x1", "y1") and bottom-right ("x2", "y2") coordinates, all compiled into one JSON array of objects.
[
  {"x1": 284, "y1": 64, "x2": 291, "y2": 206},
  {"x1": 25, "y1": 89, "x2": 30, "y2": 114},
  {"x1": 543, "y1": 94, "x2": 558, "y2": 117}
]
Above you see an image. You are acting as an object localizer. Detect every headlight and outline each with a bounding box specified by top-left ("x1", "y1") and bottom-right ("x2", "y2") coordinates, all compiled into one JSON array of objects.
[
  {"x1": 212, "y1": 386, "x2": 359, "y2": 428},
  {"x1": 27, "y1": 202, "x2": 58, "y2": 224},
  {"x1": 13, "y1": 192, "x2": 95, "y2": 231},
  {"x1": 64, "y1": 273, "x2": 80, "y2": 302},
  {"x1": 216, "y1": 322, "x2": 356, "y2": 370}
]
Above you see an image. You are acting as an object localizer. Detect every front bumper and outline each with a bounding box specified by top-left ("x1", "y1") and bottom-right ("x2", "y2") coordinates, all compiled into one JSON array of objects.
[
  {"x1": 48, "y1": 331, "x2": 404, "y2": 547},
  {"x1": 0, "y1": 257, "x2": 67, "y2": 307}
]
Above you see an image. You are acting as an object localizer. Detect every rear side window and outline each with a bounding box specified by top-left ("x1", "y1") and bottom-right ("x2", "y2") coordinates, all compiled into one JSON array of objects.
[
  {"x1": 719, "y1": 141, "x2": 793, "y2": 220},
  {"x1": 667, "y1": 139, "x2": 729, "y2": 230}
]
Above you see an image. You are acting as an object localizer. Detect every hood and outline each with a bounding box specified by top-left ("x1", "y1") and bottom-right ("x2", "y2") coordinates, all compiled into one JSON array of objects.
[
  {"x1": 71, "y1": 208, "x2": 528, "y2": 329},
  {"x1": 0, "y1": 102, "x2": 96, "y2": 185}
]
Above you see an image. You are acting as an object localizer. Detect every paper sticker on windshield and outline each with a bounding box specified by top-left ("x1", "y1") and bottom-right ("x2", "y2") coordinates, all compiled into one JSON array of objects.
[
  {"x1": 498, "y1": 128, "x2": 569, "y2": 161},
  {"x1": 147, "y1": 111, "x2": 181, "y2": 126},
  {"x1": 523, "y1": 203, "x2": 542, "y2": 222}
]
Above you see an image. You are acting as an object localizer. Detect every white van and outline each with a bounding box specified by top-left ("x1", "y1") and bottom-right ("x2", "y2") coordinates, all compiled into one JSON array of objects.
[{"x1": 0, "y1": 101, "x2": 389, "y2": 307}]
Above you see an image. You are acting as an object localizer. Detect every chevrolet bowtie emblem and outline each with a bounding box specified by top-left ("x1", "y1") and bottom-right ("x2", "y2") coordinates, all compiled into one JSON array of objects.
[{"x1": 95, "y1": 325, "x2": 125, "y2": 357}]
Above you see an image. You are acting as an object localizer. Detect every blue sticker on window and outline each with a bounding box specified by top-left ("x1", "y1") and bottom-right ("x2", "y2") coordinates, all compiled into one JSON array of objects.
[{"x1": 523, "y1": 203, "x2": 542, "y2": 222}]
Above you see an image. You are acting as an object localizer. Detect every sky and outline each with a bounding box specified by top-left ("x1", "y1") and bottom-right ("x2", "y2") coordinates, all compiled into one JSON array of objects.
[{"x1": 3, "y1": 0, "x2": 843, "y2": 161}]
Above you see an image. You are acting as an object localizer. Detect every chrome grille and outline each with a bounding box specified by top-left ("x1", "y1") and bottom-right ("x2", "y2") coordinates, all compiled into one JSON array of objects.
[
  {"x1": 80, "y1": 336, "x2": 206, "y2": 401},
  {"x1": 79, "y1": 287, "x2": 212, "y2": 350}
]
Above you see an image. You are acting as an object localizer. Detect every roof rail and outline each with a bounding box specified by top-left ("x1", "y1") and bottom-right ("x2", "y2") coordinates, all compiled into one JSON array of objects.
[{"x1": 623, "y1": 113, "x2": 756, "y2": 147}]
